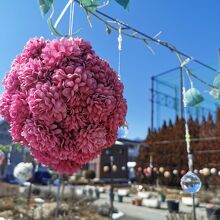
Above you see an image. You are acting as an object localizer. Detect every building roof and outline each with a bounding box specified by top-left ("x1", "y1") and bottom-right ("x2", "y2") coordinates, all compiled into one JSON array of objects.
[
  {"x1": 118, "y1": 138, "x2": 149, "y2": 147},
  {"x1": 115, "y1": 140, "x2": 124, "y2": 145}
]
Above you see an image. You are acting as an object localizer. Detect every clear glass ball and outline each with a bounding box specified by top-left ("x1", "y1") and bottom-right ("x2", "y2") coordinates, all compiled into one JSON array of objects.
[
  {"x1": 118, "y1": 124, "x2": 129, "y2": 138},
  {"x1": 180, "y1": 171, "x2": 202, "y2": 193}
]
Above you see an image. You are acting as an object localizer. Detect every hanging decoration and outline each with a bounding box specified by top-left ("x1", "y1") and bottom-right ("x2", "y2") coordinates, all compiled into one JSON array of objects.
[
  {"x1": 180, "y1": 171, "x2": 201, "y2": 193},
  {"x1": 179, "y1": 63, "x2": 202, "y2": 194},
  {"x1": 112, "y1": 164, "x2": 117, "y2": 172},
  {"x1": 0, "y1": 37, "x2": 127, "y2": 174},
  {"x1": 153, "y1": 167, "x2": 158, "y2": 172},
  {"x1": 164, "y1": 171, "x2": 171, "y2": 178},
  {"x1": 118, "y1": 122, "x2": 129, "y2": 138},
  {"x1": 194, "y1": 169, "x2": 198, "y2": 174},
  {"x1": 202, "y1": 168, "x2": 210, "y2": 176},
  {"x1": 113, "y1": 23, "x2": 129, "y2": 138},
  {"x1": 173, "y1": 169, "x2": 178, "y2": 176},
  {"x1": 159, "y1": 167, "x2": 164, "y2": 173},
  {"x1": 143, "y1": 167, "x2": 151, "y2": 177},
  {"x1": 137, "y1": 166, "x2": 142, "y2": 173},
  {"x1": 210, "y1": 75, "x2": 220, "y2": 99},
  {"x1": 210, "y1": 168, "x2": 217, "y2": 175},
  {"x1": 13, "y1": 162, "x2": 33, "y2": 181},
  {"x1": 103, "y1": 165, "x2": 110, "y2": 173},
  {"x1": 184, "y1": 87, "x2": 204, "y2": 107},
  {"x1": 180, "y1": 169, "x2": 186, "y2": 176}
]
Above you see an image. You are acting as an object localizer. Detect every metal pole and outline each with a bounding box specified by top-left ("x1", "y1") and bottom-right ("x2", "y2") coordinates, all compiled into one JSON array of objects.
[
  {"x1": 188, "y1": 153, "x2": 196, "y2": 220},
  {"x1": 55, "y1": 173, "x2": 62, "y2": 219},
  {"x1": 27, "y1": 183, "x2": 32, "y2": 209},
  {"x1": 109, "y1": 155, "x2": 114, "y2": 220},
  {"x1": 179, "y1": 67, "x2": 183, "y2": 119},
  {"x1": 192, "y1": 194, "x2": 196, "y2": 220},
  {"x1": 151, "y1": 76, "x2": 154, "y2": 130},
  {"x1": 150, "y1": 154, "x2": 153, "y2": 168}
]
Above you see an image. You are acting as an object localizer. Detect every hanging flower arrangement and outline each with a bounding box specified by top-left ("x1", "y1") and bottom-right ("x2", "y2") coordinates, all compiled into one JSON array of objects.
[{"x1": 0, "y1": 37, "x2": 127, "y2": 174}]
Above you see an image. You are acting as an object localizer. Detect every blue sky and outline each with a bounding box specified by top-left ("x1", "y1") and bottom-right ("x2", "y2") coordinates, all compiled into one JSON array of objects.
[{"x1": 0, "y1": 1, "x2": 220, "y2": 140}]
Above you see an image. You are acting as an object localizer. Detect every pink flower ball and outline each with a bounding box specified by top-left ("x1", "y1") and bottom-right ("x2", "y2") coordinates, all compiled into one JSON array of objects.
[{"x1": 0, "y1": 37, "x2": 127, "y2": 174}]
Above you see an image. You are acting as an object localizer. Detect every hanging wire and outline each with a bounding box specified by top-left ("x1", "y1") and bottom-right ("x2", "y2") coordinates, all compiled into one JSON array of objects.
[
  {"x1": 75, "y1": 0, "x2": 219, "y2": 75},
  {"x1": 97, "y1": 0, "x2": 111, "y2": 9},
  {"x1": 176, "y1": 53, "x2": 194, "y2": 88},
  {"x1": 107, "y1": 21, "x2": 123, "y2": 78},
  {"x1": 69, "y1": 0, "x2": 75, "y2": 36},
  {"x1": 54, "y1": 0, "x2": 73, "y2": 28},
  {"x1": 218, "y1": 49, "x2": 220, "y2": 72}
]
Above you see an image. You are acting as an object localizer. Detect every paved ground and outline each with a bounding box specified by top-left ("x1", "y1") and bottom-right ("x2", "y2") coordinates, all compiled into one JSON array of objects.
[
  {"x1": 30, "y1": 184, "x2": 208, "y2": 220},
  {"x1": 94, "y1": 192, "x2": 208, "y2": 220}
]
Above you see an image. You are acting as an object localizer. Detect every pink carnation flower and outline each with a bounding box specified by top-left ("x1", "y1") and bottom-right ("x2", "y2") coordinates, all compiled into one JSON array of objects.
[{"x1": 0, "y1": 37, "x2": 127, "y2": 174}]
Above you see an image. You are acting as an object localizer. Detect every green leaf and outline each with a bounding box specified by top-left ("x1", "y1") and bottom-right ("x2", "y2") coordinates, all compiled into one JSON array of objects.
[
  {"x1": 47, "y1": 4, "x2": 82, "y2": 38},
  {"x1": 80, "y1": 0, "x2": 100, "y2": 12},
  {"x1": 213, "y1": 74, "x2": 220, "y2": 87},
  {"x1": 39, "y1": 0, "x2": 53, "y2": 16},
  {"x1": 114, "y1": 0, "x2": 129, "y2": 10},
  {"x1": 106, "y1": 25, "x2": 111, "y2": 34},
  {"x1": 185, "y1": 88, "x2": 204, "y2": 107}
]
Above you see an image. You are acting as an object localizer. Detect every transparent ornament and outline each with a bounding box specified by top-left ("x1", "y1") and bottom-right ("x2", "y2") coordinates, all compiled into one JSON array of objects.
[
  {"x1": 118, "y1": 122, "x2": 129, "y2": 138},
  {"x1": 180, "y1": 171, "x2": 202, "y2": 193}
]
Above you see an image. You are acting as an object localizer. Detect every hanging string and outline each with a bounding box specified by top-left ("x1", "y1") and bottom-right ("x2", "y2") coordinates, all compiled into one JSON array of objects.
[
  {"x1": 118, "y1": 26, "x2": 122, "y2": 79},
  {"x1": 176, "y1": 52, "x2": 193, "y2": 171},
  {"x1": 69, "y1": 0, "x2": 75, "y2": 36},
  {"x1": 107, "y1": 21, "x2": 123, "y2": 79},
  {"x1": 97, "y1": 0, "x2": 111, "y2": 9},
  {"x1": 54, "y1": 0, "x2": 73, "y2": 28},
  {"x1": 180, "y1": 68, "x2": 194, "y2": 172},
  {"x1": 176, "y1": 53, "x2": 194, "y2": 88}
]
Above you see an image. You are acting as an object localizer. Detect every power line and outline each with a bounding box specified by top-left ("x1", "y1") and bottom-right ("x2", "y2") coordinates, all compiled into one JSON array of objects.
[{"x1": 145, "y1": 136, "x2": 220, "y2": 145}]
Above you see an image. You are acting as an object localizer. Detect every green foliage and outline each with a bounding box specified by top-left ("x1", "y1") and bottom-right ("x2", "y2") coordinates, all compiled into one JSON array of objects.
[
  {"x1": 114, "y1": 0, "x2": 129, "y2": 10},
  {"x1": 15, "y1": 143, "x2": 23, "y2": 152},
  {"x1": 0, "y1": 143, "x2": 23, "y2": 153},
  {"x1": 0, "y1": 144, "x2": 11, "y2": 153},
  {"x1": 80, "y1": 0, "x2": 130, "y2": 12},
  {"x1": 38, "y1": 0, "x2": 53, "y2": 16},
  {"x1": 80, "y1": 0, "x2": 100, "y2": 12}
]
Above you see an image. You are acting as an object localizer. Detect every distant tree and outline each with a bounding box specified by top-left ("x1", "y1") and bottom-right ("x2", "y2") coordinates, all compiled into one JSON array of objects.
[{"x1": 136, "y1": 109, "x2": 220, "y2": 186}]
